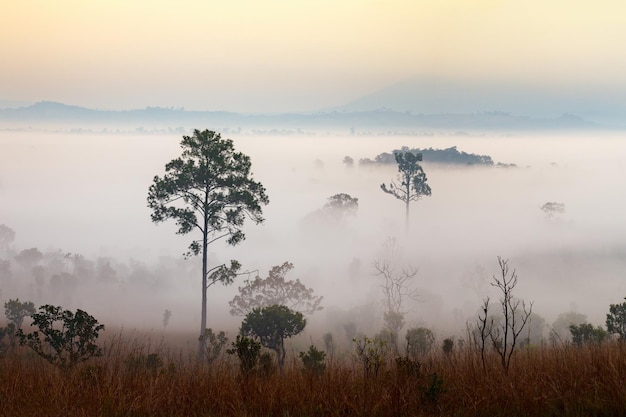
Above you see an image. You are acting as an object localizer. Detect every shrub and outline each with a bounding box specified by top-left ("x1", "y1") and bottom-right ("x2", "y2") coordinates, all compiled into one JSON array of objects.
[
  {"x1": 353, "y1": 336, "x2": 386, "y2": 378},
  {"x1": 226, "y1": 334, "x2": 261, "y2": 374},
  {"x1": 406, "y1": 327, "x2": 435, "y2": 358},
  {"x1": 199, "y1": 328, "x2": 228, "y2": 364},
  {"x1": 17, "y1": 304, "x2": 104, "y2": 370},
  {"x1": 569, "y1": 323, "x2": 608, "y2": 347},
  {"x1": 299, "y1": 345, "x2": 326, "y2": 375}
]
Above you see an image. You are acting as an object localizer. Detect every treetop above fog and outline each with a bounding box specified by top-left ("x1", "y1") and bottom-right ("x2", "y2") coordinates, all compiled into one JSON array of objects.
[{"x1": 360, "y1": 146, "x2": 497, "y2": 166}]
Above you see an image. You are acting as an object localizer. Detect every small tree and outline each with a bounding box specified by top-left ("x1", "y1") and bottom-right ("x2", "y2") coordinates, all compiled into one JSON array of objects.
[
  {"x1": 550, "y1": 311, "x2": 587, "y2": 345},
  {"x1": 147, "y1": 129, "x2": 269, "y2": 359},
  {"x1": 606, "y1": 298, "x2": 626, "y2": 340},
  {"x1": 4, "y1": 298, "x2": 36, "y2": 329},
  {"x1": 323, "y1": 193, "x2": 359, "y2": 224},
  {"x1": 301, "y1": 193, "x2": 359, "y2": 228},
  {"x1": 226, "y1": 334, "x2": 261, "y2": 374},
  {"x1": 373, "y1": 239, "x2": 420, "y2": 353},
  {"x1": 18, "y1": 305, "x2": 104, "y2": 370},
  {"x1": 569, "y1": 323, "x2": 608, "y2": 347},
  {"x1": 229, "y1": 262, "x2": 323, "y2": 316},
  {"x1": 405, "y1": 327, "x2": 435, "y2": 358},
  {"x1": 299, "y1": 345, "x2": 326, "y2": 375},
  {"x1": 199, "y1": 328, "x2": 229, "y2": 364},
  {"x1": 240, "y1": 304, "x2": 306, "y2": 371},
  {"x1": 353, "y1": 335, "x2": 386, "y2": 378},
  {"x1": 540, "y1": 202, "x2": 566, "y2": 219},
  {"x1": 380, "y1": 151, "x2": 431, "y2": 231},
  {"x1": 489, "y1": 257, "x2": 533, "y2": 372}
]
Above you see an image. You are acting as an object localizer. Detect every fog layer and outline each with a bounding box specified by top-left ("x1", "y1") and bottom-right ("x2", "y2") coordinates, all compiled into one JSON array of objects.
[{"x1": 1, "y1": 131, "x2": 625, "y2": 339}]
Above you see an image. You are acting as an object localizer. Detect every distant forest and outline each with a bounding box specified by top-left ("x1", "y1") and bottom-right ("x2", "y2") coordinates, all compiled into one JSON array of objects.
[{"x1": 359, "y1": 146, "x2": 516, "y2": 167}]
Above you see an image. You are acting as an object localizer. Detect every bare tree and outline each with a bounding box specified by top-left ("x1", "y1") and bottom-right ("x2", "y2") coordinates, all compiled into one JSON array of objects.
[
  {"x1": 473, "y1": 297, "x2": 493, "y2": 373},
  {"x1": 489, "y1": 257, "x2": 533, "y2": 372},
  {"x1": 372, "y1": 239, "x2": 420, "y2": 353}
]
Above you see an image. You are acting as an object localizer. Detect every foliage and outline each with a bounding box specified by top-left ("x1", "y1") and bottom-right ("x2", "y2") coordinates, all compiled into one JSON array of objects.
[
  {"x1": 199, "y1": 328, "x2": 229, "y2": 364},
  {"x1": 229, "y1": 262, "x2": 322, "y2": 316},
  {"x1": 395, "y1": 356, "x2": 421, "y2": 378},
  {"x1": 4, "y1": 298, "x2": 36, "y2": 329},
  {"x1": 442, "y1": 338, "x2": 454, "y2": 355},
  {"x1": 301, "y1": 193, "x2": 359, "y2": 228},
  {"x1": 14, "y1": 247, "x2": 43, "y2": 269},
  {"x1": 17, "y1": 304, "x2": 104, "y2": 370},
  {"x1": 353, "y1": 336, "x2": 386, "y2": 378},
  {"x1": 550, "y1": 311, "x2": 587, "y2": 344},
  {"x1": 147, "y1": 129, "x2": 269, "y2": 359},
  {"x1": 406, "y1": 327, "x2": 435, "y2": 358},
  {"x1": 380, "y1": 150, "x2": 432, "y2": 229},
  {"x1": 226, "y1": 334, "x2": 261, "y2": 374},
  {"x1": 240, "y1": 305, "x2": 306, "y2": 371},
  {"x1": 322, "y1": 193, "x2": 359, "y2": 224},
  {"x1": 541, "y1": 202, "x2": 566, "y2": 219},
  {"x1": 299, "y1": 345, "x2": 326, "y2": 375},
  {"x1": 569, "y1": 323, "x2": 608, "y2": 347},
  {"x1": 421, "y1": 373, "x2": 445, "y2": 405},
  {"x1": 361, "y1": 146, "x2": 494, "y2": 166},
  {"x1": 606, "y1": 298, "x2": 626, "y2": 341}
]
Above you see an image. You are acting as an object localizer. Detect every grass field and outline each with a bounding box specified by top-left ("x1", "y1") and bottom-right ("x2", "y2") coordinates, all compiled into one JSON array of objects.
[{"x1": 1, "y1": 331, "x2": 626, "y2": 417}]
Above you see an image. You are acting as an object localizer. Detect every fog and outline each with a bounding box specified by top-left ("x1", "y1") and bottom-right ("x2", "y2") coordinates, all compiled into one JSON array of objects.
[{"x1": 2, "y1": 130, "x2": 626, "y2": 346}]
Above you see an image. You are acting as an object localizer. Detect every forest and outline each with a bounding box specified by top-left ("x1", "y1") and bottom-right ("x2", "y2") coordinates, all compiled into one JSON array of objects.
[{"x1": 1, "y1": 129, "x2": 626, "y2": 416}]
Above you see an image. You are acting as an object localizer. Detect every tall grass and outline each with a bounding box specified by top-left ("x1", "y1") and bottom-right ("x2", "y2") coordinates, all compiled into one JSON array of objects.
[{"x1": 1, "y1": 334, "x2": 626, "y2": 417}]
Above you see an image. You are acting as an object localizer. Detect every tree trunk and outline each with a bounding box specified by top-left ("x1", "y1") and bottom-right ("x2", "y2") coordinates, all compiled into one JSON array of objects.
[
  {"x1": 198, "y1": 194, "x2": 209, "y2": 361},
  {"x1": 405, "y1": 198, "x2": 410, "y2": 233},
  {"x1": 278, "y1": 338, "x2": 285, "y2": 371},
  {"x1": 199, "y1": 229, "x2": 208, "y2": 361},
  {"x1": 404, "y1": 177, "x2": 411, "y2": 233}
]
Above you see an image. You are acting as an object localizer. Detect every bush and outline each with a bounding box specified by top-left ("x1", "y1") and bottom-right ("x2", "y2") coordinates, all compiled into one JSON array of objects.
[
  {"x1": 299, "y1": 345, "x2": 326, "y2": 375},
  {"x1": 353, "y1": 336, "x2": 386, "y2": 378},
  {"x1": 405, "y1": 327, "x2": 435, "y2": 358},
  {"x1": 226, "y1": 334, "x2": 261, "y2": 374},
  {"x1": 17, "y1": 304, "x2": 104, "y2": 370},
  {"x1": 569, "y1": 323, "x2": 608, "y2": 347},
  {"x1": 199, "y1": 328, "x2": 228, "y2": 364}
]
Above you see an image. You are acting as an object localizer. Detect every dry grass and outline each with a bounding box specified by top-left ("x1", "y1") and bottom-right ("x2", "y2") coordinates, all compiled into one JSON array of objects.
[{"x1": 1, "y1": 335, "x2": 626, "y2": 417}]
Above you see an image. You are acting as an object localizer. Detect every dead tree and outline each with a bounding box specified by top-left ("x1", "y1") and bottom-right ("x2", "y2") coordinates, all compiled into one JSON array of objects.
[{"x1": 489, "y1": 257, "x2": 533, "y2": 372}]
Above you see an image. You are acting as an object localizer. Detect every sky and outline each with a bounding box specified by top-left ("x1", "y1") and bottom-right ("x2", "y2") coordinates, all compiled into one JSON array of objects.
[{"x1": 2, "y1": 0, "x2": 626, "y2": 113}]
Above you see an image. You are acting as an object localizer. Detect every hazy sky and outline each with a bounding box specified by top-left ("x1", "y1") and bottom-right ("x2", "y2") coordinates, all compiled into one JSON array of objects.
[{"x1": 3, "y1": 0, "x2": 626, "y2": 112}]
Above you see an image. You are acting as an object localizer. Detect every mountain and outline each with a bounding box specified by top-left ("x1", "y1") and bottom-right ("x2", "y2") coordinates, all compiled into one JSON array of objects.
[
  {"x1": 332, "y1": 78, "x2": 626, "y2": 126},
  {"x1": 0, "y1": 100, "x2": 603, "y2": 132}
]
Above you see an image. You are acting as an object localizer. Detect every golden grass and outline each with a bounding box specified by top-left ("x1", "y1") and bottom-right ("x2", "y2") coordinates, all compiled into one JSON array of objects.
[{"x1": 1, "y1": 336, "x2": 626, "y2": 417}]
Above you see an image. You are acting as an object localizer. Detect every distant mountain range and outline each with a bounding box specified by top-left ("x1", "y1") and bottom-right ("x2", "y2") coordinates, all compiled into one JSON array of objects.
[
  {"x1": 331, "y1": 78, "x2": 626, "y2": 127},
  {"x1": 0, "y1": 100, "x2": 608, "y2": 133},
  {"x1": 3, "y1": 77, "x2": 626, "y2": 131}
]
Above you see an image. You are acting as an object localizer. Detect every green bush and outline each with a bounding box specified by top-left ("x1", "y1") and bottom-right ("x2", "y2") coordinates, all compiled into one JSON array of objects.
[
  {"x1": 17, "y1": 304, "x2": 104, "y2": 370},
  {"x1": 299, "y1": 345, "x2": 326, "y2": 375}
]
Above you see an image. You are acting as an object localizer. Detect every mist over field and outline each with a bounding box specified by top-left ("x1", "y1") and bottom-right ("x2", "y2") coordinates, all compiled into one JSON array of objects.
[{"x1": 1, "y1": 130, "x2": 626, "y2": 346}]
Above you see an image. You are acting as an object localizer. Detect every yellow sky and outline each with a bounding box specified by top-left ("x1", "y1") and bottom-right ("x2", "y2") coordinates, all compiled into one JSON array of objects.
[{"x1": 2, "y1": 0, "x2": 626, "y2": 111}]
